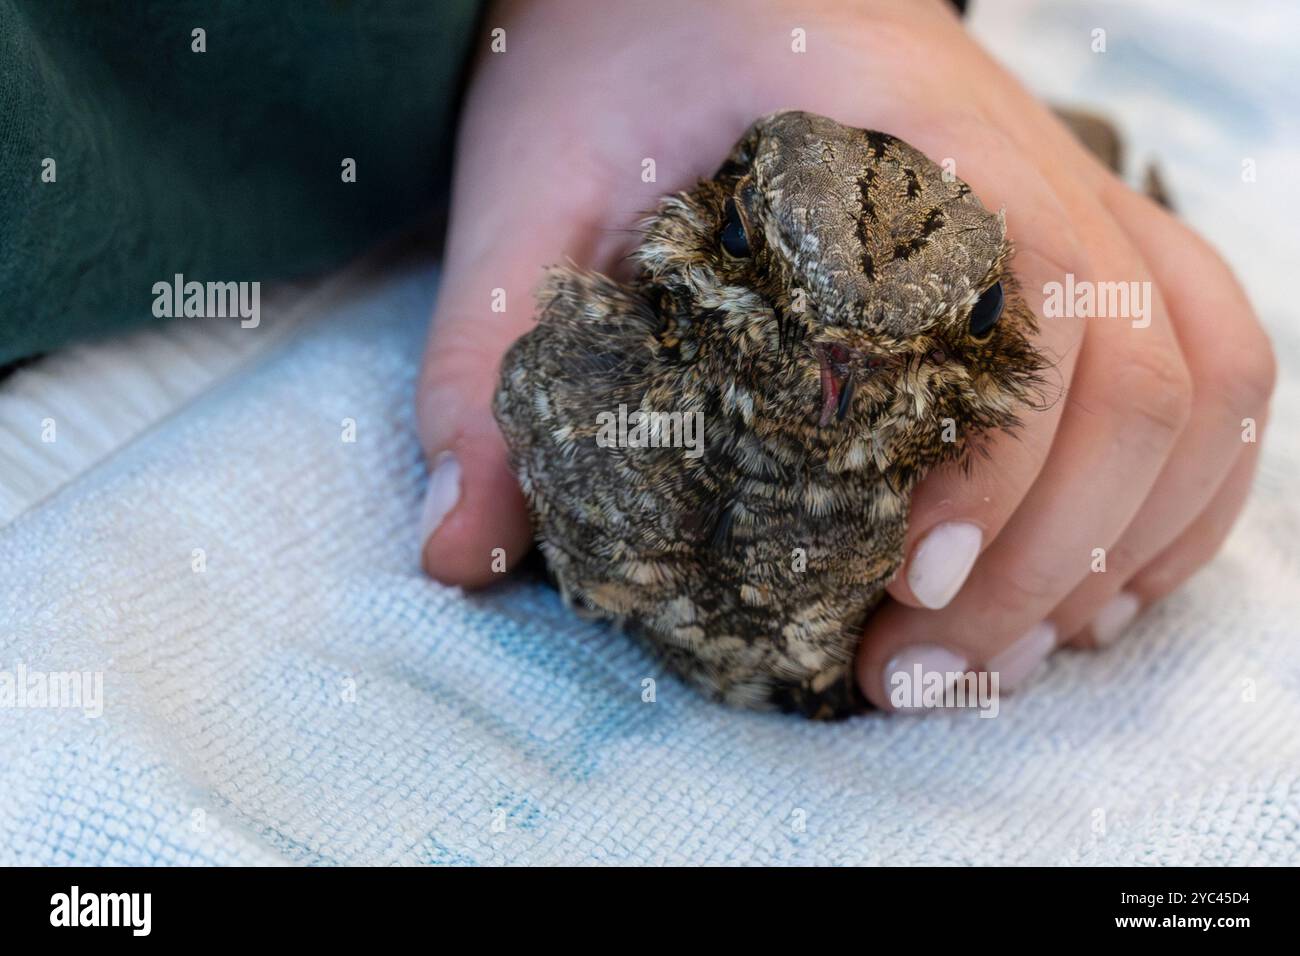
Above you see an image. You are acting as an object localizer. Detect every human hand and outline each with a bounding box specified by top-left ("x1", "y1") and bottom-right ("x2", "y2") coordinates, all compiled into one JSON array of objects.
[{"x1": 416, "y1": 0, "x2": 1275, "y2": 710}]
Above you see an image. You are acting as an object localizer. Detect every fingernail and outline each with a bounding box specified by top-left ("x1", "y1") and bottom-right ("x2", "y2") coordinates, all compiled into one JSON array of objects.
[
  {"x1": 907, "y1": 521, "x2": 982, "y2": 609},
  {"x1": 419, "y1": 452, "x2": 461, "y2": 547},
  {"x1": 986, "y1": 621, "x2": 1057, "y2": 692},
  {"x1": 882, "y1": 644, "x2": 969, "y2": 712},
  {"x1": 1091, "y1": 591, "x2": 1140, "y2": 647}
]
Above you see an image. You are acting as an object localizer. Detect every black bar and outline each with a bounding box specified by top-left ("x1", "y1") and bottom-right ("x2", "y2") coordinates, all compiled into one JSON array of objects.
[{"x1": 0, "y1": 865, "x2": 1285, "y2": 942}]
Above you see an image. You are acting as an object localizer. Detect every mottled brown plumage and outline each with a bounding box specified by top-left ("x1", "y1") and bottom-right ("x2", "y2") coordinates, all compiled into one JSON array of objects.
[{"x1": 494, "y1": 111, "x2": 1046, "y2": 718}]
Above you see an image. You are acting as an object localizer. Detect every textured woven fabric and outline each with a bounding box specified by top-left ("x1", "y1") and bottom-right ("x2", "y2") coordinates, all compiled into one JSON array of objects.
[
  {"x1": 0, "y1": 264, "x2": 1297, "y2": 866},
  {"x1": 0, "y1": 280, "x2": 320, "y2": 524}
]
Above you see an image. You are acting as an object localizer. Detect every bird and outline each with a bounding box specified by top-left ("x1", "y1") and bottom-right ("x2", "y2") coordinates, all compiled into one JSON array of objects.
[{"x1": 494, "y1": 110, "x2": 1047, "y2": 719}]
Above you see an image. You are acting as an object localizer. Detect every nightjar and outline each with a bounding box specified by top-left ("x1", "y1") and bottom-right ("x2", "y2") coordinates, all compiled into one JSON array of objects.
[{"x1": 494, "y1": 111, "x2": 1046, "y2": 719}]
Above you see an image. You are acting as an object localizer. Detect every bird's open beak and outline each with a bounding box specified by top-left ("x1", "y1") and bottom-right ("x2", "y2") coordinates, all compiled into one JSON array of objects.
[{"x1": 815, "y1": 344, "x2": 894, "y2": 427}]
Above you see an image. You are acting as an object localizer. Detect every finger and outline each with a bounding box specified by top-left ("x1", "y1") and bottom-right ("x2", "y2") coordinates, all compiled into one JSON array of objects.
[
  {"x1": 859, "y1": 214, "x2": 1194, "y2": 710},
  {"x1": 884, "y1": 244, "x2": 1079, "y2": 609},
  {"x1": 416, "y1": 103, "x2": 619, "y2": 587},
  {"x1": 879, "y1": 96, "x2": 1193, "y2": 612},
  {"x1": 1069, "y1": 439, "x2": 1263, "y2": 650},
  {"x1": 1051, "y1": 183, "x2": 1276, "y2": 645},
  {"x1": 1126, "y1": 439, "x2": 1263, "y2": 605},
  {"x1": 416, "y1": 216, "x2": 605, "y2": 587},
  {"x1": 869, "y1": 120, "x2": 1089, "y2": 610}
]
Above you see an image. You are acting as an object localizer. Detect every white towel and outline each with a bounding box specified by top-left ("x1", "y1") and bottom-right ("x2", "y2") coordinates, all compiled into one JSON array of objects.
[{"x1": 1, "y1": 260, "x2": 1296, "y2": 865}]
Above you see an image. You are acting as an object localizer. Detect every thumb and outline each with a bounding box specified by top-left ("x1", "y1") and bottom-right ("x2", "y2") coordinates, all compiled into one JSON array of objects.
[{"x1": 416, "y1": 182, "x2": 610, "y2": 588}]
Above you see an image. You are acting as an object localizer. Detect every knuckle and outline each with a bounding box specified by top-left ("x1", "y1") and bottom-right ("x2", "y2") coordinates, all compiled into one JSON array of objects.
[
  {"x1": 1132, "y1": 547, "x2": 1210, "y2": 602},
  {"x1": 1204, "y1": 332, "x2": 1278, "y2": 420},
  {"x1": 1105, "y1": 347, "x2": 1193, "y2": 443},
  {"x1": 1099, "y1": 538, "x2": 1141, "y2": 578},
  {"x1": 981, "y1": 561, "x2": 1065, "y2": 619},
  {"x1": 421, "y1": 333, "x2": 509, "y2": 395},
  {"x1": 416, "y1": 334, "x2": 514, "y2": 452}
]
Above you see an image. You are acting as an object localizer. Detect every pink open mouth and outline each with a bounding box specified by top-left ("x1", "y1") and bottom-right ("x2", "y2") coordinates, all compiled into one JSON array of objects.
[{"x1": 815, "y1": 344, "x2": 893, "y2": 427}]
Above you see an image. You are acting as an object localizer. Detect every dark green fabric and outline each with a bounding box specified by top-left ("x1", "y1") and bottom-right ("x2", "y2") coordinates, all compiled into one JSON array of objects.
[{"x1": 0, "y1": 0, "x2": 481, "y2": 364}]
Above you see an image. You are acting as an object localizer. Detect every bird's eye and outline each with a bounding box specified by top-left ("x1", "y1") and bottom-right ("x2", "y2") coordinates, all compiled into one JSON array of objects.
[
  {"x1": 721, "y1": 197, "x2": 751, "y2": 257},
  {"x1": 968, "y1": 281, "x2": 1004, "y2": 338}
]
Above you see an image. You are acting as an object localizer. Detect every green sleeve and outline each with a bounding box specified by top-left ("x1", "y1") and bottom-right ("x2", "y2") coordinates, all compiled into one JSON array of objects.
[{"x1": 0, "y1": 0, "x2": 483, "y2": 364}]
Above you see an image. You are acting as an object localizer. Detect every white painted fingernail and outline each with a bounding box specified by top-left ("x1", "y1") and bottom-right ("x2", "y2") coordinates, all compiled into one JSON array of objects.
[
  {"x1": 987, "y1": 621, "x2": 1057, "y2": 692},
  {"x1": 1091, "y1": 591, "x2": 1140, "y2": 647},
  {"x1": 883, "y1": 644, "x2": 969, "y2": 713},
  {"x1": 419, "y1": 452, "x2": 461, "y2": 547},
  {"x1": 906, "y1": 522, "x2": 982, "y2": 609}
]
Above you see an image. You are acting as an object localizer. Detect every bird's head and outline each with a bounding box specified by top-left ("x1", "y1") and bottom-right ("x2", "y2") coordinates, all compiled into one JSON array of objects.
[{"x1": 635, "y1": 110, "x2": 1047, "y2": 484}]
